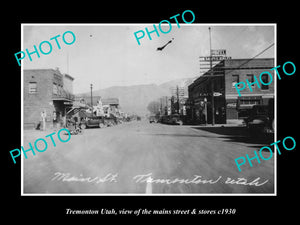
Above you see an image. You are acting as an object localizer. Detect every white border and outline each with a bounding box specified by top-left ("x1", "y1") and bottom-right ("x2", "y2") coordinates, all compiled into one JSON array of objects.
[{"x1": 21, "y1": 23, "x2": 277, "y2": 196}]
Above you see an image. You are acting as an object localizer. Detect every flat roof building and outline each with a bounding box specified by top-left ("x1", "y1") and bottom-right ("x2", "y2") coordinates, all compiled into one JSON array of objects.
[
  {"x1": 187, "y1": 58, "x2": 274, "y2": 124},
  {"x1": 23, "y1": 68, "x2": 75, "y2": 129}
]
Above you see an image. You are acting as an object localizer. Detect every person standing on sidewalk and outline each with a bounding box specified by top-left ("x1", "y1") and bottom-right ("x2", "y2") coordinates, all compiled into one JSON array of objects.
[
  {"x1": 52, "y1": 111, "x2": 57, "y2": 130},
  {"x1": 41, "y1": 110, "x2": 47, "y2": 131}
]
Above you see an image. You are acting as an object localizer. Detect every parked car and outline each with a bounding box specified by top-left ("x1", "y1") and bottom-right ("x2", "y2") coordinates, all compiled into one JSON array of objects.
[
  {"x1": 160, "y1": 114, "x2": 183, "y2": 125},
  {"x1": 80, "y1": 116, "x2": 104, "y2": 128},
  {"x1": 160, "y1": 115, "x2": 170, "y2": 124},
  {"x1": 244, "y1": 105, "x2": 274, "y2": 134},
  {"x1": 149, "y1": 116, "x2": 156, "y2": 123},
  {"x1": 169, "y1": 114, "x2": 183, "y2": 125}
]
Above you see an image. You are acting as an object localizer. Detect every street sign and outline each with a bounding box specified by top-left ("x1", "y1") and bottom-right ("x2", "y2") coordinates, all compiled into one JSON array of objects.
[{"x1": 213, "y1": 92, "x2": 222, "y2": 97}]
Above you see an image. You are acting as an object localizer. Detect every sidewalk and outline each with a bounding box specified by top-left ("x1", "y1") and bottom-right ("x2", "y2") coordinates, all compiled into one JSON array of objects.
[
  {"x1": 22, "y1": 126, "x2": 68, "y2": 143},
  {"x1": 190, "y1": 124, "x2": 274, "y2": 147},
  {"x1": 184, "y1": 123, "x2": 244, "y2": 128}
]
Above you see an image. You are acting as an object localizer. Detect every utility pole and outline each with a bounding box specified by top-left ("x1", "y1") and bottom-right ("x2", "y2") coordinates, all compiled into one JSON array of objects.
[
  {"x1": 209, "y1": 27, "x2": 215, "y2": 126},
  {"x1": 176, "y1": 85, "x2": 180, "y2": 114},
  {"x1": 165, "y1": 96, "x2": 168, "y2": 115},
  {"x1": 160, "y1": 98, "x2": 163, "y2": 115},
  {"x1": 90, "y1": 84, "x2": 93, "y2": 115}
]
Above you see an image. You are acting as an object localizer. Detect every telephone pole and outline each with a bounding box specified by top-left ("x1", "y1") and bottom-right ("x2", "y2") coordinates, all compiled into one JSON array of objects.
[
  {"x1": 90, "y1": 84, "x2": 93, "y2": 115},
  {"x1": 176, "y1": 85, "x2": 180, "y2": 114},
  {"x1": 209, "y1": 27, "x2": 215, "y2": 126},
  {"x1": 165, "y1": 96, "x2": 168, "y2": 115}
]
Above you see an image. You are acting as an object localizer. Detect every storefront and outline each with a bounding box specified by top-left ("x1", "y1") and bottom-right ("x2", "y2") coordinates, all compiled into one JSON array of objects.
[
  {"x1": 188, "y1": 58, "x2": 275, "y2": 124},
  {"x1": 24, "y1": 69, "x2": 75, "y2": 130}
]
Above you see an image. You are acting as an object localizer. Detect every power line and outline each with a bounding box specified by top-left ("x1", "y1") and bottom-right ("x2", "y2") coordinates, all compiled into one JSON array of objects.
[
  {"x1": 234, "y1": 42, "x2": 274, "y2": 69},
  {"x1": 200, "y1": 42, "x2": 275, "y2": 78}
]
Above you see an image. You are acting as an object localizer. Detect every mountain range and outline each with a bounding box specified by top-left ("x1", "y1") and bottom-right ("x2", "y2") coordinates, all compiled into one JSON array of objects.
[{"x1": 77, "y1": 76, "x2": 197, "y2": 116}]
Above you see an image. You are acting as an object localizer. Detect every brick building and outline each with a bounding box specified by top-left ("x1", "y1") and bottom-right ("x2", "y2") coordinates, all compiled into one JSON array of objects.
[
  {"x1": 23, "y1": 68, "x2": 75, "y2": 129},
  {"x1": 187, "y1": 58, "x2": 274, "y2": 124}
]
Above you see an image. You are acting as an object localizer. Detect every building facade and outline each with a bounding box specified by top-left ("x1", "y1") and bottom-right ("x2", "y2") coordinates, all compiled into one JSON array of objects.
[
  {"x1": 75, "y1": 96, "x2": 120, "y2": 118},
  {"x1": 224, "y1": 58, "x2": 274, "y2": 123},
  {"x1": 23, "y1": 68, "x2": 75, "y2": 129},
  {"x1": 188, "y1": 58, "x2": 274, "y2": 124}
]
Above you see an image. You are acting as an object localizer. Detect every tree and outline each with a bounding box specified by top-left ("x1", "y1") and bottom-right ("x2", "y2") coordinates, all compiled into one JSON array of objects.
[{"x1": 147, "y1": 101, "x2": 160, "y2": 115}]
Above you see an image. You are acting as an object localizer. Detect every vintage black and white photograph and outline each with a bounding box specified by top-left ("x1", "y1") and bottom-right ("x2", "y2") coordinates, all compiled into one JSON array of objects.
[{"x1": 21, "y1": 24, "x2": 276, "y2": 195}]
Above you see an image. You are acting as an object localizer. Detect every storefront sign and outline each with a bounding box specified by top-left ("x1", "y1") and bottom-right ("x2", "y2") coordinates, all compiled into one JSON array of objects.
[
  {"x1": 199, "y1": 56, "x2": 232, "y2": 61},
  {"x1": 211, "y1": 49, "x2": 226, "y2": 56},
  {"x1": 226, "y1": 103, "x2": 236, "y2": 108}
]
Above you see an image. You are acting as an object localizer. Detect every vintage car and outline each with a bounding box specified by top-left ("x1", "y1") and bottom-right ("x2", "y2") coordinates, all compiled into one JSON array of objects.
[
  {"x1": 244, "y1": 105, "x2": 274, "y2": 134},
  {"x1": 169, "y1": 114, "x2": 183, "y2": 125},
  {"x1": 160, "y1": 114, "x2": 183, "y2": 125},
  {"x1": 80, "y1": 116, "x2": 104, "y2": 129},
  {"x1": 149, "y1": 116, "x2": 157, "y2": 123}
]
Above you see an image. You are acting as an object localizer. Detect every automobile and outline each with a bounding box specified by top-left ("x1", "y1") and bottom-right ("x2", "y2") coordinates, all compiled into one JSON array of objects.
[
  {"x1": 244, "y1": 105, "x2": 274, "y2": 134},
  {"x1": 169, "y1": 114, "x2": 183, "y2": 125},
  {"x1": 160, "y1": 115, "x2": 170, "y2": 124},
  {"x1": 149, "y1": 116, "x2": 156, "y2": 123},
  {"x1": 80, "y1": 116, "x2": 104, "y2": 128},
  {"x1": 160, "y1": 114, "x2": 183, "y2": 125}
]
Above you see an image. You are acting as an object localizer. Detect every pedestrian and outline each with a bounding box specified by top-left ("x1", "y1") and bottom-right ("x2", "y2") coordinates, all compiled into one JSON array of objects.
[
  {"x1": 53, "y1": 111, "x2": 57, "y2": 130},
  {"x1": 41, "y1": 110, "x2": 47, "y2": 131}
]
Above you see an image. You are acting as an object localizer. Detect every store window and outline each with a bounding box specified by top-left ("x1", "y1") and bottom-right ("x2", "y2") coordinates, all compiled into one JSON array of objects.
[
  {"x1": 28, "y1": 82, "x2": 37, "y2": 94},
  {"x1": 247, "y1": 74, "x2": 254, "y2": 86},
  {"x1": 232, "y1": 75, "x2": 239, "y2": 87},
  {"x1": 261, "y1": 74, "x2": 269, "y2": 90}
]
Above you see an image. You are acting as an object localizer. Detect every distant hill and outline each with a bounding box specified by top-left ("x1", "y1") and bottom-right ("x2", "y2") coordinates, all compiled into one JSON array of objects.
[{"x1": 76, "y1": 76, "x2": 197, "y2": 116}]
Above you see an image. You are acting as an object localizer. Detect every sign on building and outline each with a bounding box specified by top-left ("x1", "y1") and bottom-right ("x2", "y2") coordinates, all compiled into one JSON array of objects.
[
  {"x1": 199, "y1": 56, "x2": 232, "y2": 61},
  {"x1": 213, "y1": 92, "x2": 222, "y2": 97},
  {"x1": 211, "y1": 49, "x2": 226, "y2": 56},
  {"x1": 199, "y1": 49, "x2": 231, "y2": 75}
]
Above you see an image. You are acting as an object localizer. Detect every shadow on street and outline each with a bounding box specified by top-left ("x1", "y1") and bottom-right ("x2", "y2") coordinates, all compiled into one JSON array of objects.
[{"x1": 191, "y1": 126, "x2": 274, "y2": 149}]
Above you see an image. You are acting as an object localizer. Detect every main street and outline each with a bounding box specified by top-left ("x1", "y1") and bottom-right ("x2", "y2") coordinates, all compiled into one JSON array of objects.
[{"x1": 23, "y1": 121, "x2": 274, "y2": 194}]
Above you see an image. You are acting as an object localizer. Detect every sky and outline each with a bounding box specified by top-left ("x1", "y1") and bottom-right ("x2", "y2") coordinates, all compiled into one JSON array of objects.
[{"x1": 22, "y1": 24, "x2": 275, "y2": 94}]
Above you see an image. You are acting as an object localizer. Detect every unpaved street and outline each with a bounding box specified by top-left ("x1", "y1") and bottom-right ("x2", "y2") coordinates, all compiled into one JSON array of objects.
[{"x1": 23, "y1": 121, "x2": 274, "y2": 194}]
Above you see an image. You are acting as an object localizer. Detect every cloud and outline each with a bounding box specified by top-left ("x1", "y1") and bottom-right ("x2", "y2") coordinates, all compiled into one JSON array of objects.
[
  {"x1": 241, "y1": 26, "x2": 274, "y2": 58},
  {"x1": 22, "y1": 24, "x2": 275, "y2": 94}
]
